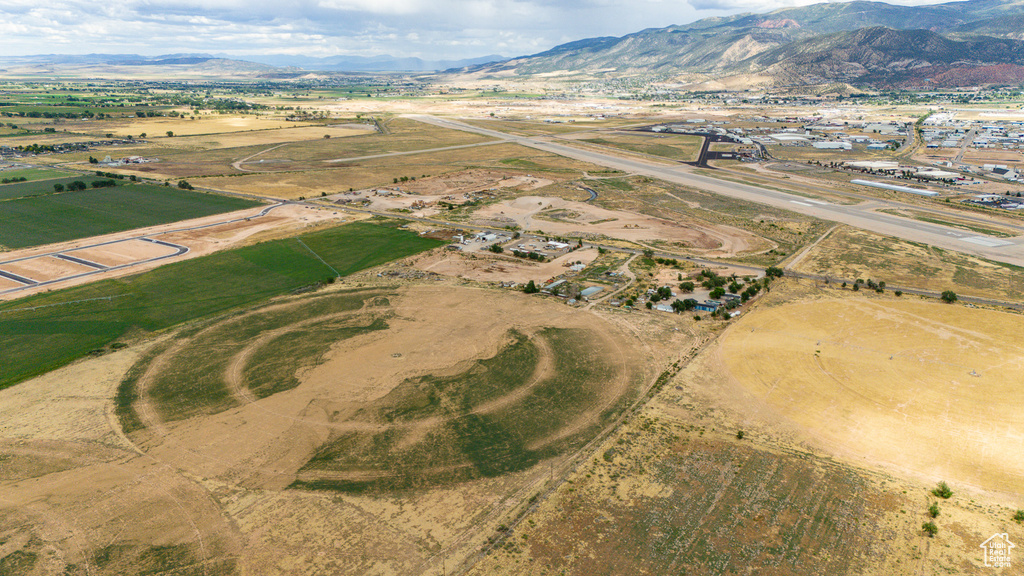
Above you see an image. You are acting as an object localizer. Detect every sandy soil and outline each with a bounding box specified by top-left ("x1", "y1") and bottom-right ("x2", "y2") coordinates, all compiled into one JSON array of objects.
[
  {"x1": 0, "y1": 255, "x2": 96, "y2": 282},
  {"x1": 411, "y1": 247, "x2": 600, "y2": 285},
  {"x1": 721, "y1": 295, "x2": 1024, "y2": 496},
  {"x1": 70, "y1": 239, "x2": 179, "y2": 267},
  {"x1": 0, "y1": 203, "x2": 348, "y2": 301},
  {"x1": 470, "y1": 195, "x2": 760, "y2": 256}
]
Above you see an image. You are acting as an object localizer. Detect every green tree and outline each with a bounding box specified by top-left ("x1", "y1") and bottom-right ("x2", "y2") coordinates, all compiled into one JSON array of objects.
[
  {"x1": 710, "y1": 287, "x2": 725, "y2": 299},
  {"x1": 922, "y1": 522, "x2": 938, "y2": 537},
  {"x1": 166, "y1": 130, "x2": 174, "y2": 137},
  {"x1": 928, "y1": 503, "x2": 940, "y2": 518},
  {"x1": 932, "y1": 481, "x2": 953, "y2": 499},
  {"x1": 679, "y1": 281, "x2": 695, "y2": 292},
  {"x1": 523, "y1": 280, "x2": 539, "y2": 294},
  {"x1": 940, "y1": 291, "x2": 957, "y2": 304},
  {"x1": 53, "y1": 183, "x2": 64, "y2": 192},
  {"x1": 1013, "y1": 510, "x2": 1024, "y2": 523},
  {"x1": 488, "y1": 243, "x2": 503, "y2": 254},
  {"x1": 765, "y1": 266, "x2": 784, "y2": 278}
]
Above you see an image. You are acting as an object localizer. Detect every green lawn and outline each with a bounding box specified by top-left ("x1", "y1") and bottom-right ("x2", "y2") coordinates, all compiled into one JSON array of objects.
[
  {"x1": 0, "y1": 222, "x2": 445, "y2": 390},
  {"x1": 0, "y1": 185, "x2": 262, "y2": 248}
]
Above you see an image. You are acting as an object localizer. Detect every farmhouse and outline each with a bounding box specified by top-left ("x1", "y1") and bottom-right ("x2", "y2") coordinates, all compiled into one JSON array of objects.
[{"x1": 695, "y1": 300, "x2": 721, "y2": 312}]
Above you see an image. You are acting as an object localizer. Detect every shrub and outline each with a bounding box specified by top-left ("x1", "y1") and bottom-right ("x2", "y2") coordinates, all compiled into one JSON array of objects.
[
  {"x1": 932, "y1": 481, "x2": 953, "y2": 499},
  {"x1": 928, "y1": 503, "x2": 940, "y2": 518},
  {"x1": 736, "y1": 430, "x2": 745, "y2": 440},
  {"x1": 1012, "y1": 510, "x2": 1024, "y2": 523},
  {"x1": 940, "y1": 290, "x2": 957, "y2": 303},
  {"x1": 922, "y1": 522, "x2": 938, "y2": 537}
]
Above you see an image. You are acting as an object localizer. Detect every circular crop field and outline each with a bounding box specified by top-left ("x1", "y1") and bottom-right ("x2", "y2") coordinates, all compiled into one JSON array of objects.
[
  {"x1": 721, "y1": 297, "x2": 1024, "y2": 493},
  {"x1": 120, "y1": 285, "x2": 646, "y2": 493}
]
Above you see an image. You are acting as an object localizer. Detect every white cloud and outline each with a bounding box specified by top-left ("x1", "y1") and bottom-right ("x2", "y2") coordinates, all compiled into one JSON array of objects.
[{"x1": 0, "y1": 0, "x2": 987, "y2": 62}]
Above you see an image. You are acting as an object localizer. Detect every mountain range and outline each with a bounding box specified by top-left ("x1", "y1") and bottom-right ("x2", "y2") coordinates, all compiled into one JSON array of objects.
[
  {"x1": 0, "y1": 52, "x2": 506, "y2": 77},
  {"x1": 460, "y1": 0, "x2": 1024, "y2": 88}
]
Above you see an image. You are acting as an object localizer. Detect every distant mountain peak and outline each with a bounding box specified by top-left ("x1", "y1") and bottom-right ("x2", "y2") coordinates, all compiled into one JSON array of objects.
[{"x1": 457, "y1": 0, "x2": 1024, "y2": 87}]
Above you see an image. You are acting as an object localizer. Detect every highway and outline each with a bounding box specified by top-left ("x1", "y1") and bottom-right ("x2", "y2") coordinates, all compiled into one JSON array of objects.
[{"x1": 409, "y1": 115, "x2": 1024, "y2": 268}]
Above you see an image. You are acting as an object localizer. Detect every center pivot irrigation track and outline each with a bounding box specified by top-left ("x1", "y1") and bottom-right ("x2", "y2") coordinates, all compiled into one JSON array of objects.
[{"x1": 0, "y1": 202, "x2": 284, "y2": 296}]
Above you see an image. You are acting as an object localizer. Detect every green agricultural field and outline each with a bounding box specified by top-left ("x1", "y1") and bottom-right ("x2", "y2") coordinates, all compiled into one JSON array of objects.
[
  {"x1": 0, "y1": 167, "x2": 75, "y2": 182},
  {"x1": 0, "y1": 174, "x2": 122, "y2": 201},
  {"x1": 0, "y1": 184, "x2": 261, "y2": 248},
  {"x1": 0, "y1": 222, "x2": 445, "y2": 390}
]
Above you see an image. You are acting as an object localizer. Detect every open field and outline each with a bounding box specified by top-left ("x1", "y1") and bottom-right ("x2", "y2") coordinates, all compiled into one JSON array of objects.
[
  {"x1": 562, "y1": 175, "x2": 826, "y2": 264},
  {"x1": 572, "y1": 132, "x2": 702, "y2": 162},
  {"x1": 0, "y1": 221, "x2": 444, "y2": 390},
  {"x1": 470, "y1": 195, "x2": 765, "y2": 257},
  {"x1": 112, "y1": 117, "x2": 498, "y2": 179},
  {"x1": 0, "y1": 185, "x2": 262, "y2": 249},
  {"x1": 167, "y1": 123, "x2": 376, "y2": 151},
  {"x1": 69, "y1": 114, "x2": 320, "y2": 138},
  {"x1": 0, "y1": 174, "x2": 121, "y2": 201},
  {"x1": 0, "y1": 167, "x2": 75, "y2": 182},
  {"x1": 468, "y1": 428, "x2": 901, "y2": 576},
  {"x1": 201, "y1": 143, "x2": 618, "y2": 199},
  {"x1": 793, "y1": 225, "x2": 1024, "y2": 301},
  {"x1": 411, "y1": 247, "x2": 602, "y2": 285},
  {"x1": 0, "y1": 283, "x2": 657, "y2": 576},
  {"x1": 876, "y1": 208, "x2": 1019, "y2": 238},
  {"x1": 721, "y1": 292, "x2": 1024, "y2": 495},
  {"x1": 124, "y1": 285, "x2": 645, "y2": 493}
]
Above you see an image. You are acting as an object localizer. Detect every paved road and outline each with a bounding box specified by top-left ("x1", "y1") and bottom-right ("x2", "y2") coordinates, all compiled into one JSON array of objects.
[
  {"x1": 955, "y1": 126, "x2": 978, "y2": 164},
  {"x1": 408, "y1": 115, "x2": 1024, "y2": 268}
]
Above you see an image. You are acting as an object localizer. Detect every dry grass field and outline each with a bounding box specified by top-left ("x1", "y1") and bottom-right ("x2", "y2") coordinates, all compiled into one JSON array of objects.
[
  {"x1": 721, "y1": 294, "x2": 1024, "y2": 495},
  {"x1": 463, "y1": 280, "x2": 1024, "y2": 576},
  {"x1": 200, "y1": 143, "x2": 616, "y2": 199},
  {"x1": 793, "y1": 226, "x2": 1024, "y2": 301},
  {"x1": 0, "y1": 282, "x2": 660, "y2": 576},
  {"x1": 69, "y1": 115, "x2": 318, "y2": 138}
]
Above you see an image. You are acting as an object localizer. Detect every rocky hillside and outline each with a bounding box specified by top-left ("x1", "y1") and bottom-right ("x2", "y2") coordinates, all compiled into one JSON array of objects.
[{"x1": 461, "y1": 0, "x2": 1024, "y2": 87}]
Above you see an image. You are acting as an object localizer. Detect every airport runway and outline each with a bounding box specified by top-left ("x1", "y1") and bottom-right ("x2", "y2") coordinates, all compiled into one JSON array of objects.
[{"x1": 410, "y1": 115, "x2": 1024, "y2": 268}]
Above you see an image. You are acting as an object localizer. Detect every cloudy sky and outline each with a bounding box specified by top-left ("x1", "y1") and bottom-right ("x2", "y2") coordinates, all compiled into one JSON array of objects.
[{"x1": 0, "y1": 0, "x2": 956, "y2": 61}]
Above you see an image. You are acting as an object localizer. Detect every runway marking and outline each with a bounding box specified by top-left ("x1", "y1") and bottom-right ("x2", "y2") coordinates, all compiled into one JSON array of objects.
[
  {"x1": 806, "y1": 199, "x2": 829, "y2": 205},
  {"x1": 961, "y1": 236, "x2": 1013, "y2": 247},
  {"x1": 790, "y1": 200, "x2": 813, "y2": 207}
]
